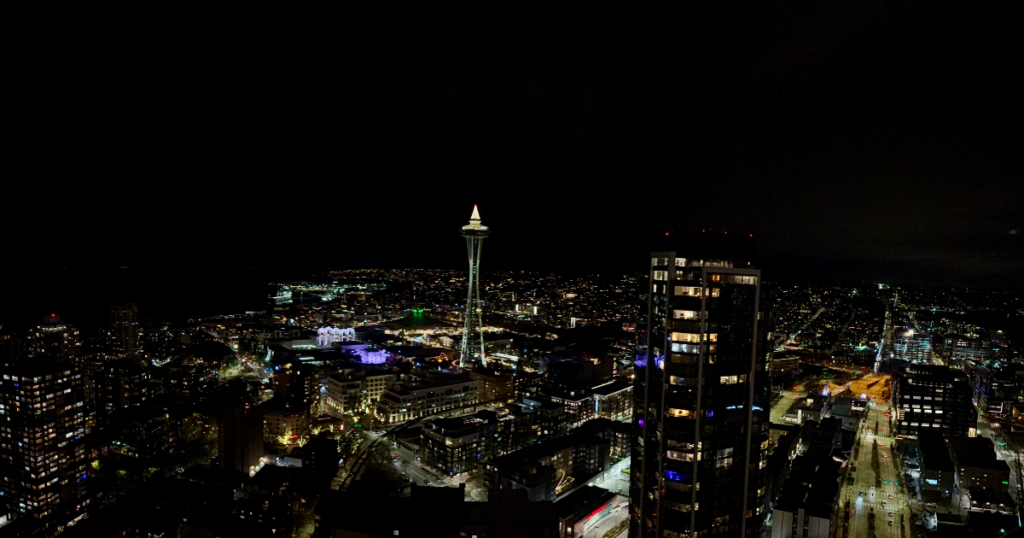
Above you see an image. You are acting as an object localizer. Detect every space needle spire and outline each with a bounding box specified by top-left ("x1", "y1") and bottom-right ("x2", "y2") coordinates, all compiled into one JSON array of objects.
[{"x1": 460, "y1": 205, "x2": 490, "y2": 367}]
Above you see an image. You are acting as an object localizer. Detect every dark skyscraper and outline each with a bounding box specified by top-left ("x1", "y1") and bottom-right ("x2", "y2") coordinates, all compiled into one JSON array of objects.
[
  {"x1": 110, "y1": 303, "x2": 139, "y2": 357},
  {"x1": 632, "y1": 239, "x2": 770, "y2": 538},
  {"x1": 97, "y1": 358, "x2": 150, "y2": 414},
  {"x1": 0, "y1": 357, "x2": 89, "y2": 533}
]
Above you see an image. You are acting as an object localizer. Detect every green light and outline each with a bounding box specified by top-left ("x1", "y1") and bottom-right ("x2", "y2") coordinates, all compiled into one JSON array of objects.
[{"x1": 1004, "y1": 481, "x2": 1010, "y2": 485}]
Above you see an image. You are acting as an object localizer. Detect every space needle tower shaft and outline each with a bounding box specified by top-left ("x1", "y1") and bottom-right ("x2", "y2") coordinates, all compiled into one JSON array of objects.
[{"x1": 460, "y1": 205, "x2": 489, "y2": 367}]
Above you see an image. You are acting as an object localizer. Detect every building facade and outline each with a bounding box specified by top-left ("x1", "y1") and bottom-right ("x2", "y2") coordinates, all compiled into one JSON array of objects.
[
  {"x1": 632, "y1": 250, "x2": 770, "y2": 538},
  {"x1": 110, "y1": 303, "x2": 140, "y2": 357},
  {"x1": 894, "y1": 365, "x2": 974, "y2": 438},
  {"x1": 593, "y1": 380, "x2": 633, "y2": 422},
  {"x1": 893, "y1": 330, "x2": 932, "y2": 363},
  {"x1": 376, "y1": 379, "x2": 482, "y2": 425},
  {"x1": 26, "y1": 314, "x2": 80, "y2": 360},
  {"x1": 98, "y1": 359, "x2": 150, "y2": 415},
  {"x1": 325, "y1": 370, "x2": 395, "y2": 414},
  {"x1": 0, "y1": 357, "x2": 89, "y2": 533}
]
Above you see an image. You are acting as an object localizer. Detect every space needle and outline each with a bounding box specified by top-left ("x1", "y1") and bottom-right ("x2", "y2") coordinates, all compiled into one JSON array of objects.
[{"x1": 460, "y1": 205, "x2": 489, "y2": 367}]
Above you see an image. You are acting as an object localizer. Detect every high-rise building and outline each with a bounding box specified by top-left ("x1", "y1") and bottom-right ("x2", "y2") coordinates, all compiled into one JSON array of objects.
[
  {"x1": 632, "y1": 244, "x2": 770, "y2": 538},
  {"x1": 0, "y1": 357, "x2": 89, "y2": 533},
  {"x1": 893, "y1": 364, "x2": 974, "y2": 438},
  {"x1": 111, "y1": 303, "x2": 140, "y2": 357},
  {"x1": 215, "y1": 398, "x2": 264, "y2": 476},
  {"x1": 97, "y1": 358, "x2": 150, "y2": 415},
  {"x1": 26, "y1": 314, "x2": 81, "y2": 360},
  {"x1": 460, "y1": 205, "x2": 489, "y2": 367}
]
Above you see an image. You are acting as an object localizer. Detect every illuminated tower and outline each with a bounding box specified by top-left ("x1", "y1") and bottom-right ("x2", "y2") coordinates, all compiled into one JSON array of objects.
[
  {"x1": 460, "y1": 205, "x2": 490, "y2": 367},
  {"x1": 632, "y1": 233, "x2": 771, "y2": 538}
]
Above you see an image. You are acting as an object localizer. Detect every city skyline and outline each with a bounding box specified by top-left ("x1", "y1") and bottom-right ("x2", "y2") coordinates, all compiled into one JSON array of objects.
[{"x1": 2, "y1": 4, "x2": 1023, "y2": 537}]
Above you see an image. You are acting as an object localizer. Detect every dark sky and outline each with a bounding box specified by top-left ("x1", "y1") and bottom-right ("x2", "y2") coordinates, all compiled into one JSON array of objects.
[{"x1": 7, "y1": 4, "x2": 1022, "y2": 287}]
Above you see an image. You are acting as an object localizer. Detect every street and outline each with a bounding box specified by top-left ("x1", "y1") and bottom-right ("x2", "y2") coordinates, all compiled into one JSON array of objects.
[{"x1": 839, "y1": 401, "x2": 910, "y2": 538}]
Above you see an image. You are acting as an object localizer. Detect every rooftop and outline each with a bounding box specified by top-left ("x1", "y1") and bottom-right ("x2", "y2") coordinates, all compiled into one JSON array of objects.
[
  {"x1": 952, "y1": 437, "x2": 1009, "y2": 471},
  {"x1": 592, "y1": 379, "x2": 632, "y2": 396},
  {"x1": 553, "y1": 485, "x2": 617, "y2": 522},
  {"x1": 919, "y1": 431, "x2": 955, "y2": 471}
]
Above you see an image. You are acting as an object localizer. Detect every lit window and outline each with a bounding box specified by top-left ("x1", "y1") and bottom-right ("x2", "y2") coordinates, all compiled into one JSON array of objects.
[
  {"x1": 672, "y1": 333, "x2": 702, "y2": 343},
  {"x1": 674, "y1": 286, "x2": 702, "y2": 297},
  {"x1": 673, "y1": 310, "x2": 701, "y2": 320},
  {"x1": 667, "y1": 450, "x2": 694, "y2": 462},
  {"x1": 667, "y1": 408, "x2": 693, "y2": 418}
]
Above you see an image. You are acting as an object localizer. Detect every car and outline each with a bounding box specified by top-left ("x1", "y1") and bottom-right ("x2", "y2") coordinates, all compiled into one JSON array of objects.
[
  {"x1": 859, "y1": 492, "x2": 864, "y2": 497},
  {"x1": 888, "y1": 512, "x2": 894, "y2": 518},
  {"x1": 888, "y1": 494, "x2": 893, "y2": 499},
  {"x1": 882, "y1": 501, "x2": 887, "y2": 506},
  {"x1": 889, "y1": 520, "x2": 893, "y2": 526}
]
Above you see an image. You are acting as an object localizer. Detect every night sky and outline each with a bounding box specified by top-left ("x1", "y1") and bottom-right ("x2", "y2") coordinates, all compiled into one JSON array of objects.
[{"x1": 9, "y1": 4, "x2": 1021, "y2": 287}]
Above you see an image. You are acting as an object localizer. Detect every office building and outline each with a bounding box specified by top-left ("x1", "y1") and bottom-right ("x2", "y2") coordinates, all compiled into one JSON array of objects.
[
  {"x1": 893, "y1": 329, "x2": 932, "y2": 363},
  {"x1": 0, "y1": 357, "x2": 89, "y2": 533},
  {"x1": 893, "y1": 364, "x2": 974, "y2": 438},
  {"x1": 111, "y1": 303, "x2": 140, "y2": 357},
  {"x1": 632, "y1": 244, "x2": 770, "y2": 538},
  {"x1": 952, "y1": 338, "x2": 991, "y2": 363}
]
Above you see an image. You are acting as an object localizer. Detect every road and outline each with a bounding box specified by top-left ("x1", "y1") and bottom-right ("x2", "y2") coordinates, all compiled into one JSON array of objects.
[
  {"x1": 778, "y1": 307, "x2": 827, "y2": 350},
  {"x1": 838, "y1": 401, "x2": 910, "y2": 538}
]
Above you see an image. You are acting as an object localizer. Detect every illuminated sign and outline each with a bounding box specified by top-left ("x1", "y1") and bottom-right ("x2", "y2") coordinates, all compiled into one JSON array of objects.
[{"x1": 925, "y1": 479, "x2": 938, "y2": 486}]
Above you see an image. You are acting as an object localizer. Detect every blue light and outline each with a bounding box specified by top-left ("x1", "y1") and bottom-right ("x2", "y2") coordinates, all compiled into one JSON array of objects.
[{"x1": 666, "y1": 470, "x2": 682, "y2": 481}]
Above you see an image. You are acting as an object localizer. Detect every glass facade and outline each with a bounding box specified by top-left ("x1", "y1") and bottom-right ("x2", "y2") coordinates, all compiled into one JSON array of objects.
[{"x1": 631, "y1": 254, "x2": 771, "y2": 538}]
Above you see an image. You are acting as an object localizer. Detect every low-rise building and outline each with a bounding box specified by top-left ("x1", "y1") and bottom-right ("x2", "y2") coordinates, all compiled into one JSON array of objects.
[
  {"x1": 592, "y1": 380, "x2": 632, "y2": 422},
  {"x1": 784, "y1": 394, "x2": 830, "y2": 425},
  {"x1": 485, "y1": 419, "x2": 630, "y2": 501},
  {"x1": 555, "y1": 486, "x2": 623, "y2": 538},
  {"x1": 263, "y1": 397, "x2": 310, "y2": 443},
  {"x1": 918, "y1": 431, "x2": 955, "y2": 499},
  {"x1": 325, "y1": 372, "x2": 362, "y2": 413},
  {"x1": 325, "y1": 369, "x2": 395, "y2": 414},
  {"x1": 950, "y1": 437, "x2": 1011, "y2": 493},
  {"x1": 420, "y1": 399, "x2": 571, "y2": 476},
  {"x1": 547, "y1": 387, "x2": 594, "y2": 427},
  {"x1": 376, "y1": 377, "x2": 482, "y2": 425},
  {"x1": 469, "y1": 368, "x2": 513, "y2": 402}
]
